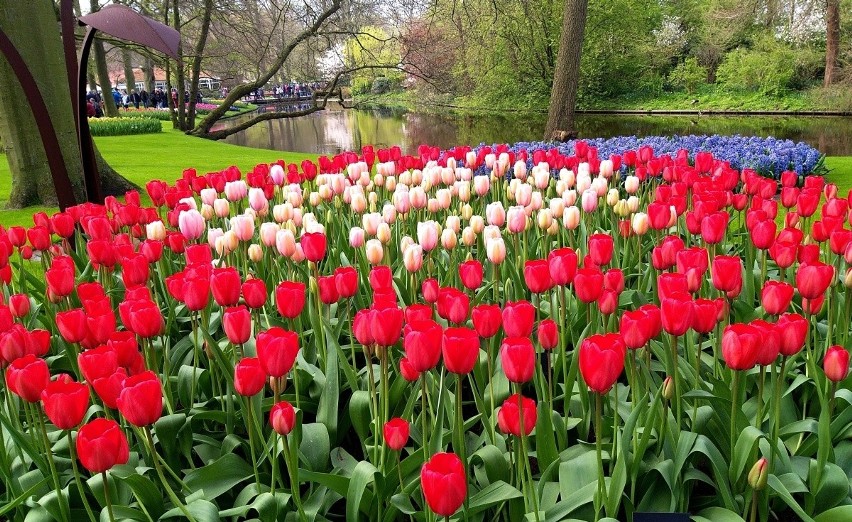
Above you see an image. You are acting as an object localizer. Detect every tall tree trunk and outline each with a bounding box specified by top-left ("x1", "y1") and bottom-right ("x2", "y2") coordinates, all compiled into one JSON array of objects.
[
  {"x1": 171, "y1": 0, "x2": 187, "y2": 130},
  {"x1": 544, "y1": 0, "x2": 588, "y2": 140},
  {"x1": 143, "y1": 55, "x2": 155, "y2": 93},
  {"x1": 824, "y1": 0, "x2": 840, "y2": 87},
  {"x1": 90, "y1": 0, "x2": 118, "y2": 116},
  {"x1": 0, "y1": 0, "x2": 86, "y2": 207},
  {"x1": 122, "y1": 48, "x2": 137, "y2": 93},
  {"x1": 187, "y1": 0, "x2": 214, "y2": 130},
  {"x1": 0, "y1": 0, "x2": 135, "y2": 208}
]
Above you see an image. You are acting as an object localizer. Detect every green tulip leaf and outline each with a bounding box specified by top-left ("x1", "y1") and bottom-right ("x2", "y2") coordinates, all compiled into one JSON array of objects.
[
  {"x1": 815, "y1": 506, "x2": 852, "y2": 522},
  {"x1": 467, "y1": 480, "x2": 523, "y2": 515},
  {"x1": 184, "y1": 452, "x2": 254, "y2": 500},
  {"x1": 693, "y1": 506, "x2": 746, "y2": 522},
  {"x1": 299, "y1": 423, "x2": 331, "y2": 471},
  {"x1": 346, "y1": 460, "x2": 379, "y2": 522},
  {"x1": 729, "y1": 426, "x2": 764, "y2": 485},
  {"x1": 161, "y1": 498, "x2": 220, "y2": 521},
  {"x1": 767, "y1": 474, "x2": 815, "y2": 522}
]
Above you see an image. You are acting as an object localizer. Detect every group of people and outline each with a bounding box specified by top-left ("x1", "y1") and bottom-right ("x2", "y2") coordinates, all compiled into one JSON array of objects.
[
  {"x1": 85, "y1": 87, "x2": 205, "y2": 117},
  {"x1": 243, "y1": 82, "x2": 323, "y2": 102}
]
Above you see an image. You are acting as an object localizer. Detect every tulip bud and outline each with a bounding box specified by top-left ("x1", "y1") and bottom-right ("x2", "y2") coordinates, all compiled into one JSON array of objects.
[
  {"x1": 537, "y1": 209, "x2": 553, "y2": 230},
  {"x1": 399, "y1": 235, "x2": 415, "y2": 254},
  {"x1": 366, "y1": 239, "x2": 384, "y2": 265},
  {"x1": 486, "y1": 238, "x2": 506, "y2": 265},
  {"x1": 606, "y1": 189, "x2": 620, "y2": 207},
  {"x1": 563, "y1": 206, "x2": 580, "y2": 230},
  {"x1": 377, "y1": 223, "x2": 392, "y2": 244},
  {"x1": 461, "y1": 203, "x2": 473, "y2": 221},
  {"x1": 248, "y1": 244, "x2": 263, "y2": 262},
  {"x1": 613, "y1": 200, "x2": 629, "y2": 217},
  {"x1": 624, "y1": 176, "x2": 639, "y2": 194},
  {"x1": 632, "y1": 213, "x2": 649, "y2": 235},
  {"x1": 146, "y1": 221, "x2": 166, "y2": 241},
  {"x1": 662, "y1": 376, "x2": 674, "y2": 401},
  {"x1": 747, "y1": 458, "x2": 768, "y2": 491},
  {"x1": 403, "y1": 244, "x2": 424, "y2": 272},
  {"x1": 462, "y1": 227, "x2": 476, "y2": 246},
  {"x1": 441, "y1": 229, "x2": 457, "y2": 250},
  {"x1": 627, "y1": 196, "x2": 640, "y2": 213},
  {"x1": 845, "y1": 267, "x2": 852, "y2": 289}
]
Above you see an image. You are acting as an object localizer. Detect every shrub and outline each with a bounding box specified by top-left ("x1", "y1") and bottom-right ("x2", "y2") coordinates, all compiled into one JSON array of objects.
[
  {"x1": 667, "y1": 57, "x2": 706, "y2": 93},
  {"x1": 715, "y1": 38, "x2": 820, "y2": 96},
  {"x1": 88, "y1": 116, "x2": 162, "y2": 136}
]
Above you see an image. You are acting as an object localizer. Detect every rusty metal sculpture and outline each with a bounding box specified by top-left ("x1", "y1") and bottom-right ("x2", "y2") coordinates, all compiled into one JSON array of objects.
[{"x1": 0, "y1": 1, "x2": 180, "y2": 210}]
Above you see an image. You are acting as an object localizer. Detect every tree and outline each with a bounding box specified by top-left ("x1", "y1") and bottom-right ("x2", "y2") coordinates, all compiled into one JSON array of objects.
[
  {"x1": 544, "y1": 0, "x2": 589, "y2": 140},
  {"x1": 824, "y1": 0, "x2": 840, "y2": 86},
  {"x1": 90, "y1": 0, "x2": 118, "y2": 117},
  {"x1": 0, "y1": 0, "x2": 133, "y2": 208}
]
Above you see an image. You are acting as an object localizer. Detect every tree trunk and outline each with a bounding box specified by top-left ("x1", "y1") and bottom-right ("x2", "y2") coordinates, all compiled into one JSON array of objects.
[
  {"x1": 824, "y1": 0, "x2": 840, "y2": 87},
  {"x1": 544, "y1": 0, "x2": 589, "y2": 140},
  {"x1": 90, "y1": 0, "x2": 118, "y2": 116},
  {"x1": 171, "y1": 0, "x2": 187, "y2": 130},
  {"x1": 143, "y1": 55, "x2": 155, "y2": 93},
  {"x1": 0, "y1": 0, "x2": 86, "y2": 207},
  {"x1": 186, "y1": 0, "x2": 214, "y2": 130},
  {"x1": 122, "y1": 47, "x2": 137, "y2": 93},
  {"x1": 0, "y1": 0, "x2": 135, "y2": 208}
]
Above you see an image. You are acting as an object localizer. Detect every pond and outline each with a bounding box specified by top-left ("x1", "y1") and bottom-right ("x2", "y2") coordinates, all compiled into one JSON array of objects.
[{"x1": 218, "y1": 103, "x2": 852, "y2": 156}]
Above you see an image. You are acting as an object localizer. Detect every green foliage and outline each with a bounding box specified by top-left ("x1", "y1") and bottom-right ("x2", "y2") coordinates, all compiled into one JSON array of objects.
[
  {"x1": 716, "y1": 38, "x2": 821, "y2": 96},
  {"x1": 667, "y1": 57, "x2": 707, "y2": 93},
  {"x1": 87, "y1": 116, "x2": 162, "y2": 136},
  {"x1": 345, "y1": 26, "x2": 404, "y2": 96}
]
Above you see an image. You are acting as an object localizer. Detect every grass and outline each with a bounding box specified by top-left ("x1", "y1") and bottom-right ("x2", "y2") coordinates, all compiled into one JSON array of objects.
[
  {"x1": 0, "y1": 129, "x2": 850, "y2": 228},
  {"x1": 0, "y1": 129, "x2": 312, "y2": 227}
]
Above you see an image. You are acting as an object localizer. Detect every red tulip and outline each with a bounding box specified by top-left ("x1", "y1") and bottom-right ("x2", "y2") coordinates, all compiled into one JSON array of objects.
[
  {"x1": 353, "y1": 309, "x2": 374, "y2": 346},
  {"x1": 824, "y1": 346, "x2": 850, "y2": 382},
  {"x1": 588, "y1": 233, "x2": 614, "y2": 266},
  {"x1": 211, "y1": 268, "x2": 241, "y2": 307},
  {"x1": 9, "y1": 294, "x2": 29, "y2": 318},
  {"x1": 5, "y1": 354, "x2": 49, "y2": 402},
  {"x1": 548, "y1": 247, "x2": 578, "y2": 286},
  {"x1": 750, "y1": 219, "x2": 776, "y2": 250},
  {"x1": 761, "y1": 282, "x2": 794, "y2": 315},
  {"x1": 399, "y1": 357, "x2": 420, "y2": 382},
  {"x1": 364, "y1": 305, "x2": 401, "y2": 348},
  {"x1": 472, "y1": 304, "x2": 502, "y2": 339},
  {"x1": 802, "y1": 294, "x2": 825, "y2": 315},
  {"x1": 369, "y1": 266, "x2": 394, "y2": 291},
  {"x1": 405, "y1": 304, "x2": 433, "y2": 324},
  {"x1": 126, "y1": 300, "x2": 164, "y2": 338},
  {"x1": 691, "y1": 298, "x2": 718, "y2": 335},
  {"x1": 442, "y1": 327, "x2": 479, "y2": 374},
  {"x1": 223, "y1": 305, "x2": 252, "y2": 345},
  {"x1": 619, "y1": 309, "x2": 653, "y2": 349},
  {"x1": 241, "y1": 278, "x2": 267, "y2": 309},
  {"x1": 41, "y1": 374, "x2": 89, "y2": 429},
  {"x1": 523, "y1": 260, "x2": 553, "y2": 294},
  {"x1": 711, "y1": 255, "x2": 742, "y2": 295},
  {"x1": 796, "y1": 262, "x2": 834, "y2": 300},
  {"x1": 275, "y1": 281, "x2": 306, "y2": 319},
  {"x1": 648, "y1": 202, "x2": 671, "y2": 230},
  {"x1": 91, "y1": 369, "x2": 127, "y2": 409},
  {"x1": 436, "y1": 287, "x2": 469, "y2": 325},
  {"x1": 317, "y1": 275, "x2": 339, "y2": 304},
  {"x1": 604, "y1": 269, "x2": 625, "y2": 294},
  {"x1": 421, "y1": 453, "x2": 466, "y2": 516},
  {"x1": 78, "y1": 344, "x2": 119, "y2": 382},
  {"x1": 500, "y1": 337, "x2": 535, "y2": 383},
  {"x1": 301, "y1": 232, "x2": 327, "y2": 262},
  {"x1": 234, "y1": 357, "x2": 266, "y2": 396},
  {"x1": 56, "y1": 309, "x2": 88, "y2": 344},
  {"x1": 579, "y1": 333, "x2": 626, "y2": 394},
  {"x1": 501, "y1": 300, "x2": 535, "y2": 338},
  {"x1": 776, "y1": 313, "x2": 807, "y2": 356},
  {"x1": 573, "y1": 266, "x2": 605, "y2": 303},
  {"x1": 459, "y1": 260, "x2": 484, "y2": 290},
  {"x1": 403, "y1": 320, "x2": 443, "y2": 372},
  {"x1": 334, "y1": 266, "x2": 358, "y2": 298},
  {"x1": 700, "y1": 212, "x2": 728, "y2": 244},
  {"x1": 76, "y1": 418, "x2": 130, "y2": 473},
  {"x1": 752, "y1": 320, "x2": 780, "y2": 366},
  {"x1": 721, "y1": 323, "x2": 761, "y2": 371},
  {"x1": 657, "y1": 272, "x2": 689, "y2": 301},
  {"x1": 597, "y1": 289, "x2": 618, "y2": 315},
  {"x1": 383, "y1": 417, "x2": 410, "y2": 450},
  {"x1": 120, "y1": 253, "x2": 149, "y2": 288},
  {"x1": 116, "y1": 370, "x2": 163, "y2": 426},
  {"x1": 256, "y1": 327, "x2": 299, "y2": 377},
  {"x1": 422, "y1": 278, "x2": 439, "y2": 303},
  {"x1": 45, "y1": 266, "x2": 74, "y2": 298},
  {"x1": 661, "y1": 292, "x2": 693, "y2": 336},
  {"x1": 497, "y1": 394, "x2": 537, "y2": 437},
  {"x1": 270, "y1": 400, "x2": 296, "y2": 435}
]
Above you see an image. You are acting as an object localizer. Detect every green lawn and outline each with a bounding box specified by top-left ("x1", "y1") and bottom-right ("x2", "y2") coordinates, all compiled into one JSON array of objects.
[
  {"x1": 0, "y1": 130, "x2": 850, "y2": 228},
  {"x1": 0, "y1": 130, "x2": 312, "y2": 226}
]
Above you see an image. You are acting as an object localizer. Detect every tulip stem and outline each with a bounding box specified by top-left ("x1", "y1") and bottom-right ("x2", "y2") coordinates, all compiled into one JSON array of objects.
[
  {"x1": 594, "y1": 392, "x2": 607, "y2": 521},
  {"x1": 68, "y1": 432, "x2": 97, "y2": 522},
  {"x1": 769, "y1": 356, "x2": 787, "y2": 471},
  {"x1": 487, "y1": 337, "x2": 497, "y2": 444},
  {"x1": 731, "y1": 371, "x2": 741, "y2": 459},
  {"x1": 35, "y1": 406, "x2": 71, "y2": 522},
  {"x1": 421, "y1": 373, "x2": 429, "y2": 461},
  {"x1": 244, "y1": 397, "x2": 262, "y2": 488},
  {"x1": 366, "y1": 347, "x2": 379, "y2": 463},
  {"x1": 515, "y1": 385, "x2": 540, "y2": 522},
  {"x1": 380, "y1": 348, "x2": 390, "y2": 473},
  {"x1": 280, "y1": 433, "x2": 306, "y2": 519},
  {"x1": 144, "y1": 427, "x2": 197, "y2": 522},
  {"x1": 755, "y1": 366, "x2": 766, "y2": 429},
  {"x1": 102, "y1": 471, "x2": 116, "y2": 522}
]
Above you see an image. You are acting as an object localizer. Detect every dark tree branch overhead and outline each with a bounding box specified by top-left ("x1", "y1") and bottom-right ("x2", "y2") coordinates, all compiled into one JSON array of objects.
[{"x1": 190, "y1": 0, "x2": 343, "y2": 137}]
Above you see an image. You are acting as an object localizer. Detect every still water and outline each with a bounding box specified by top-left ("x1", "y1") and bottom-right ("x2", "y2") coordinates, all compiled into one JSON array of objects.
[{"x1": 220, "y1": 103, "x2": 852, "y2": 156}]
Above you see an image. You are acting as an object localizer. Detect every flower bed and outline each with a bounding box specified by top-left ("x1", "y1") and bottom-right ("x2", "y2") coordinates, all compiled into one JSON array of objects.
[
  {"x1": 1, "y1": 138, "x2": 850, "y2": 521},
  {"x1": 88, "y1": 116, "x2": 162, "y2": 136}
]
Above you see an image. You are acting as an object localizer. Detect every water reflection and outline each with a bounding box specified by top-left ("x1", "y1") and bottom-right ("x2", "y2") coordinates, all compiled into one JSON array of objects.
[{"x1": 221, "y1": 103, "x2": 852, "y2": 156}]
